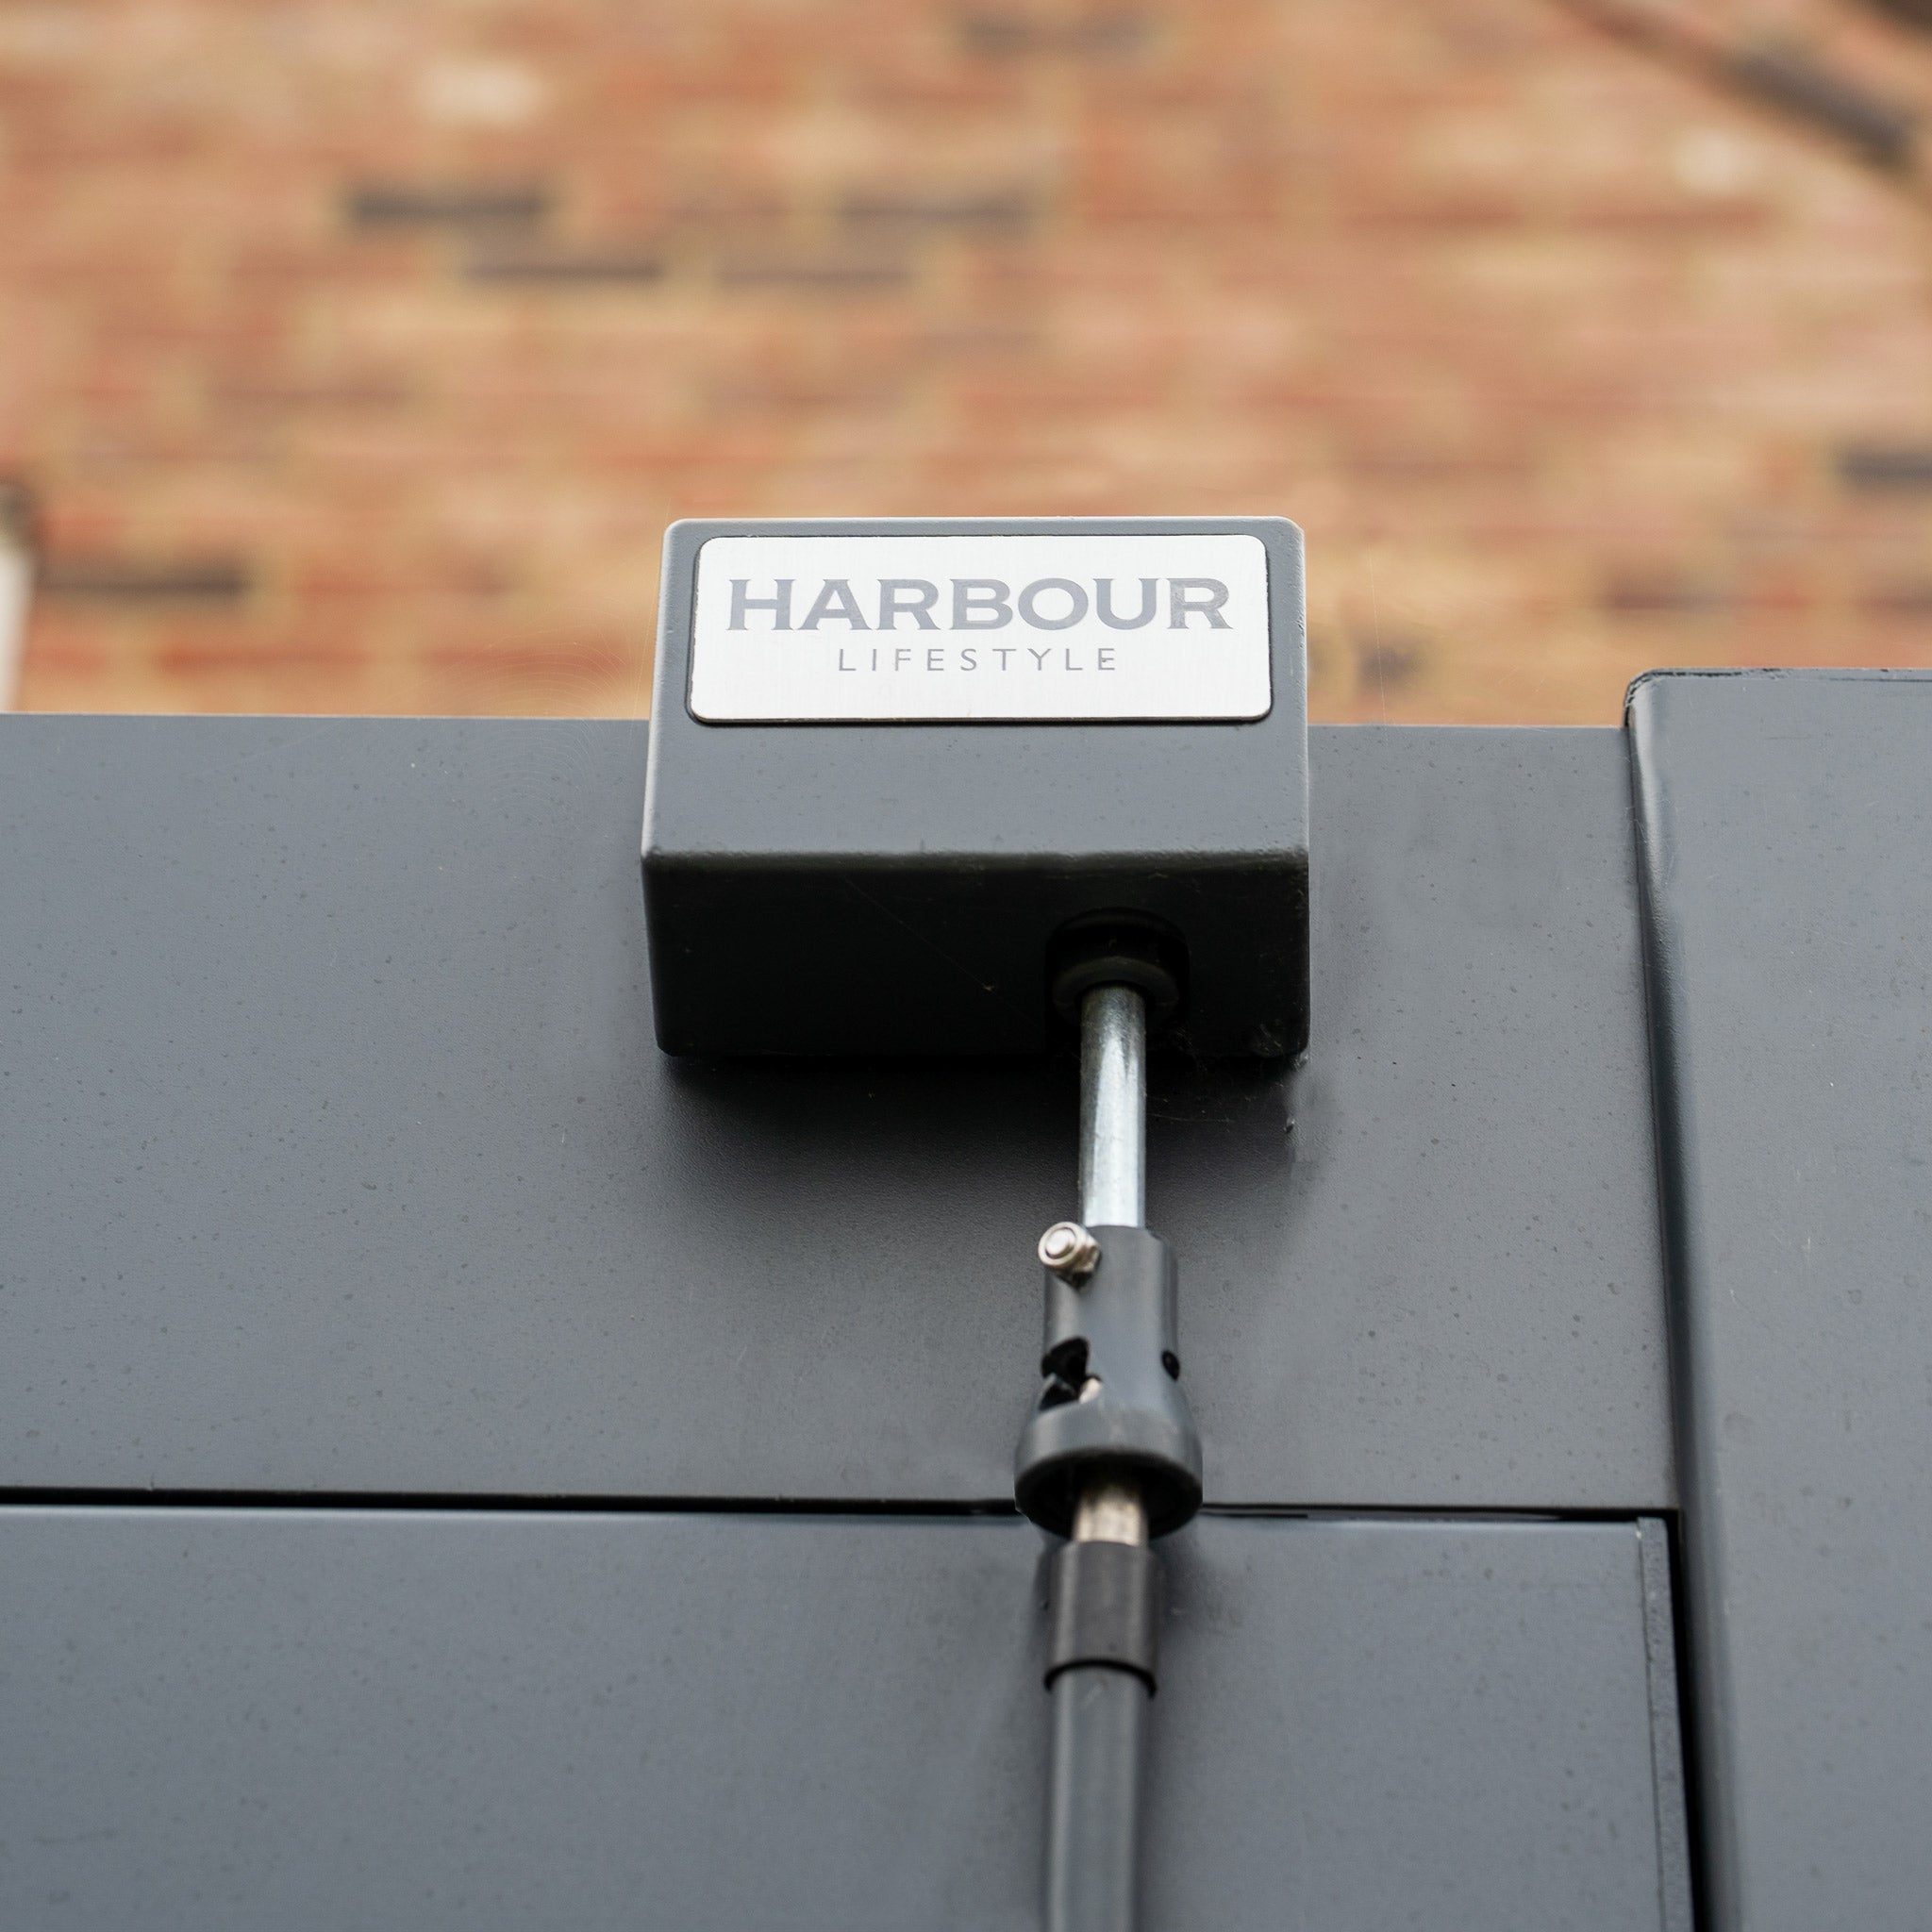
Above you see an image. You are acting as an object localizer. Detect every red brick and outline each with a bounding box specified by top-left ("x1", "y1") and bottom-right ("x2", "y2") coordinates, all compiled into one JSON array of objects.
[{"x1": 8, "y1": 0, "x2": 1932, "y2": 723}]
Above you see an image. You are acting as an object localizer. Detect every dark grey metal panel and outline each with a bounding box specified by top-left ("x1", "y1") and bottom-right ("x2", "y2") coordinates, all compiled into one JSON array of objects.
[
  {"x1": 1629, "y1": 669, "x2": 1932, "y2": 1932},
  {"x1": 1225, "y1": 724, "x2": 1671, "y2": 1507},
  {"x1": 0, "y1": 718, "x2": 1669, "y2": 1507},
  {"x1": 0, "y1": 1509, "x2": 1684, "y2": 1931}
]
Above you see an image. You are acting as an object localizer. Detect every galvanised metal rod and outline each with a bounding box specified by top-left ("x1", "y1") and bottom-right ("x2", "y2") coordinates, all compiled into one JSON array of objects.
[
  {"x1": 1072, "y1": 1479, "x2": 1149, "y2": 1550},
  {"x1": 1079, "y1": 985, "x2": 1146, "y2": 1228}
]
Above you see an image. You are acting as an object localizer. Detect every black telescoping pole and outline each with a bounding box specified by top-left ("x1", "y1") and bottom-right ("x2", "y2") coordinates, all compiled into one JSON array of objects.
[{"x1": 1046, "y1": 1597, "x2": 1151, "y2": 1932}]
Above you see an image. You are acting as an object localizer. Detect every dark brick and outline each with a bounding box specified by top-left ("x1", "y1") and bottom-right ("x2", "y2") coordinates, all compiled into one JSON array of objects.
[
  {"x1": 1838, "y1": 444, "x2": 1932, "y2": 490},
  {"x1": 343, "y1": 183, "x2": 555, "y2": 230},
  {"x1": 38, "y1": 559, "x2": 253, "y2": 603},
  {"x1": 463, "y1": 248, "x2": 665, "y2": 287}
]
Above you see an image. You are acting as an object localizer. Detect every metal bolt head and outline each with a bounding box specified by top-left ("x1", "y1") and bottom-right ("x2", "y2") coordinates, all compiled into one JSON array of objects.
[{"x1": 1038, "y1": 1220, "x2": 1101, "y2": 1281}]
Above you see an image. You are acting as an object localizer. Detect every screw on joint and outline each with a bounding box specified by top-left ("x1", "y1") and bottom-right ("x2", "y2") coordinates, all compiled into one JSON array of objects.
[{"x1": 1038, "y1": 1220, "x2": 1101, "y2": 1281}]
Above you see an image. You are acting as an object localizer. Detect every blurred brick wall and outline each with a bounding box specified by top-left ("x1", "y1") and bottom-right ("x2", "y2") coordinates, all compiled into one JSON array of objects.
[{"x1": 5, "y1": 0, "x2": 1932, "y2": 722}]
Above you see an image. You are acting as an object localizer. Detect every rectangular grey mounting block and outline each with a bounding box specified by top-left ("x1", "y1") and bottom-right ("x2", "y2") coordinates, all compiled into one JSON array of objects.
[{"x1": 641, "y1": 516, "x2": 1310, "y2": 1058}]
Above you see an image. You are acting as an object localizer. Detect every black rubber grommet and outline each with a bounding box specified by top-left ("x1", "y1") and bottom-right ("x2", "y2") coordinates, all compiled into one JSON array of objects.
[{"x1": 1047, "y1": 912, "x2": 1186, "y2": 1033}]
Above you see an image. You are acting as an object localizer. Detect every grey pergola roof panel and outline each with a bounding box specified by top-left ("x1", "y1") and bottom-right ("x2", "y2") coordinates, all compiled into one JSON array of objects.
[
  {"x1": 0, "y1": 717, "x2": 1670, "y2": 1507},
  {"x1": 1629, "y1": 670, "x2": 1932, "y2": 1932},
  {"x1": 0, "y1": 1508, "x2": 1687, "y2": 1932}
]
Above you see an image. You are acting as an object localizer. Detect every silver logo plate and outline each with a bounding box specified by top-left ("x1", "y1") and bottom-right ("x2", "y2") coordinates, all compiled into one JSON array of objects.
[{"x1": 688, "y1": 532, "x2": 1272, "y2": 723}]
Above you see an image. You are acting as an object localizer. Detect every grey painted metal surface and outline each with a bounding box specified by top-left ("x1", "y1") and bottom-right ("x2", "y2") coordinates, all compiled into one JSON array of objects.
[
  {"x1": 0, "y1": 1508, "x2": 1687, "y2": 1931},
  {"x1": 0, "y1": 717, "x2": 1669, "y2": 1507},
  {"x1": 1629, "y1": 669, "x2": 1932, "y2": 1932}
]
